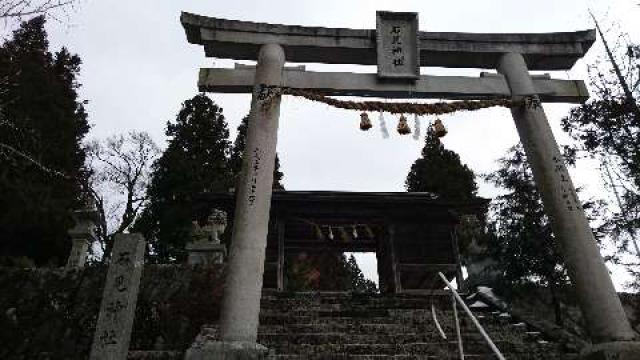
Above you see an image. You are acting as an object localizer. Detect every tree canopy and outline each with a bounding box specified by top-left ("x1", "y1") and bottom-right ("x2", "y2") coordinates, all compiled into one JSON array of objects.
[
  {"x1": 133, "y1": 94, "x2": 233, "y2": 262},
  {"x1": 0, "y1": 16, "x2": 89, "y2": 265},
  {"x1": 484, "y1": 145, "x2": 568, "y2": 323},
  {"x1": 405, "y1": 131, "x2": 477, "y2": 201}
]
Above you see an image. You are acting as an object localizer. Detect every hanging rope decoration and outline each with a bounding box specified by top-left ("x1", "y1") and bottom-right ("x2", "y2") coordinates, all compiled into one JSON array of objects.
[
  {"x1": 378, "y1": 111, "x2": 390, "y2": 139},
  {"x1": 413, "y1": 114, "x2": 421, "y2": 140},
  {"x1": 360, "y1": 112, "x2": 373, "y2": 130},
  {"x1": 397, "y1": 114, "x2": 411, "y2": 135},
  {"x1": 256, "y1": 84, "x2": 542, "y2": 135},
  {"x1": 432, "y1": 118, "x2": 448, "y2": 138}
]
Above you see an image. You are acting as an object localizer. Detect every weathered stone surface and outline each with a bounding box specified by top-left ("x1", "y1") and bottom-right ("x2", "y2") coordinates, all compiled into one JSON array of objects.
[
  {"x1": 187, "y1": 210, "x2": 228, "y2": 266},
  {"x1": 198, "y1": 67, "x2": 589, "y2": 103},
  {"x1": 218, "y1": 43, "x2": 285, "y2": 344},
  {"x1": 181, "y1": 12, "x2": 595, "y2": 70},
  {"x1": 90, "y1": 233, "x2": 146, "y2": 360},
  {"x1": 376, "y1": 11, "x2": 419, "y2": 79},
  {"x1": 580, "y1": 341, "x2": 640, "y2": 360},
  {"x1": 66, "y1": 205, "x2": 99, "y2": 269},
  {"x1": 184, "y1": 339, "x2": 267, "y2": 360}
]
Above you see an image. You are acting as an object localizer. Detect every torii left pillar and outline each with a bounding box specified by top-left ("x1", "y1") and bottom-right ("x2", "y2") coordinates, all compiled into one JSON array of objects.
[{"x1": 185, "y1": 43, "x2": 284, "y2": 359}]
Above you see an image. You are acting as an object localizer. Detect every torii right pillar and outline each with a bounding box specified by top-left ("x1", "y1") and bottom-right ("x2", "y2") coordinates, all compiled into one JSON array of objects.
[{"x1": 498, "y1": 52, "x2": 640, "y2": 359}]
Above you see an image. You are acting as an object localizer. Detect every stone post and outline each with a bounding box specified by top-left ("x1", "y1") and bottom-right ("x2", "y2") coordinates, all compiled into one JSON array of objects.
[
  {"x1": 185, "y1": 43, "x2": 284, "y2": 360},
  {"x1": 90, "y1": 233, "x2": 146, "y2": 360},
  {"x1": 498, "y1": 52, "x2": 640, "y2": 358},
  {"x1": 66, "y1": 205, "x2": 99, "y2": 269}
]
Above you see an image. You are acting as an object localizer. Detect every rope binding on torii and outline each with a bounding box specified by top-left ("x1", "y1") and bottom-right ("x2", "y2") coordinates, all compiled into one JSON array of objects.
[{"x1": 256, "y1": 84, "x2": 542, "y2": 137}]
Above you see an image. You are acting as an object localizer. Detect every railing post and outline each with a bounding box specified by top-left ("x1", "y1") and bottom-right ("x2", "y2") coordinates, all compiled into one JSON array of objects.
[
  {"x1": 438, "y1": 272, "x2": 506, "y2": 360},
  {"x1": 452, "y1": 293, "x2": 465, "y2": 360}
]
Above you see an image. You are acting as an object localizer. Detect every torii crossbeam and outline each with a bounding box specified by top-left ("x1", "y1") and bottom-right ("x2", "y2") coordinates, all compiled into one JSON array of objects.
[{"x1": 181, "y1": 11, "x2": 640, "y2": 360}]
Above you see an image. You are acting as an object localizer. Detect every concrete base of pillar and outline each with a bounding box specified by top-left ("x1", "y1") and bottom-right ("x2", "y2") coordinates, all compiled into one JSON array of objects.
[
  {"x1": 580, "y1": 341, "x2": 640, "y2": 360},
  {"x1": 184, "y1": 340, "x2": 268, "y2": 360}
]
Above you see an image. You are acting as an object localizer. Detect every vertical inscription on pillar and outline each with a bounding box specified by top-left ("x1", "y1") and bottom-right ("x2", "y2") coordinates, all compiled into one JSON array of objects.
[
  {"x1": 247, "y1": 147, "x2": 261, "y2": 206},
  {"x1": 376, "y1": 11, "x2": 419, "y2": 80},
  {"x1": 90, "y1": 233, "x2": 145, "y2": 360},
  {"x1": 552, "y1": 155, "x2": 581, "y2": 212}
]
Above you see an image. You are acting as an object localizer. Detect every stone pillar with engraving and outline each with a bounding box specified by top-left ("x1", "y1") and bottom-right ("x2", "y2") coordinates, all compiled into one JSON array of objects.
[
  {"x1": 186, "y1": 209, "x2": 228, "y2": 266},
  {"x1": 498, "y1": 52, "x2": 640, "y2": 359},
  {"x1": 66, "y1": 201, "x2": 99, "y2": 269},
  {"x1": 89, "y1": 233, "x2": 146, "y2": 360}
]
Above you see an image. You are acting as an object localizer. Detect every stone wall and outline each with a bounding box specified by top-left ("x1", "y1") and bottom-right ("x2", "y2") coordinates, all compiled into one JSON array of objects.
[{"x1": 0, "y1": 265, "x2": 225, "y2": 360}]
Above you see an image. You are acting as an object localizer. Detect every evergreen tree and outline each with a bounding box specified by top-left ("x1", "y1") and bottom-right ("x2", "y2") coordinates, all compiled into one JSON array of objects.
[
  {"x1": 133, "y1": 94, "x2": 232, "y2": 261},
  {"x1": 286, "y1": 252, "x2": 377, "y2": 293},
  {"x1": 485, "y1": 145, "x2": 568, "y2": 324},
  {"x1": 0, "y1": 16, "x2": 89, "y2": 265},
  {"x1": 230, "y1": 115, "x2": 284, "y2": 190},
  {"x1": 405, "y1": 131, "x2": 477, "y2": 201},
  {"x1": 345, "y1": 254, "x2": 378, "y2": 293}
]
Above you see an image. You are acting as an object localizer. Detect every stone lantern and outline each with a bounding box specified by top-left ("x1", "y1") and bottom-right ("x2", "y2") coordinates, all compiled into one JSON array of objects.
[{"x1": 66, "y1": 198, "x2": 99, "y2": 269}]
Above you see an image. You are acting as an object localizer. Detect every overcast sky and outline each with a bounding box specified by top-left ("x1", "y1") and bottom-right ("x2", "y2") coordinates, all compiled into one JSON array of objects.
[{"x1": 12, "y1": 0, "x2": 639, "y2": 287}]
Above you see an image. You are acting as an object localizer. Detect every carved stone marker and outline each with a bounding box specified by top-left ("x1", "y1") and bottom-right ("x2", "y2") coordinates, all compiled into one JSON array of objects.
[
  {"x1": 66, "y1": 202, "x2": 99, "y2": 269},
  {"x1": 376, "y1": 11, "x2": 419, "y2": 80},
  {"x1": 187, "y1": 209, "x2": 228, "y2": 266},
  {"x1": 90, "y1": 233, "x2": 145, "y2": 360}
]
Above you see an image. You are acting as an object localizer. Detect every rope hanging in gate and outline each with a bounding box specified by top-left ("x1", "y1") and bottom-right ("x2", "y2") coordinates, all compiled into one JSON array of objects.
[
  {"x1": 258, "y1": 85, "x2": 541, "y2": 115},
  {"x1": 256, "y1": 84, "x2": 541, "y2": 137}
]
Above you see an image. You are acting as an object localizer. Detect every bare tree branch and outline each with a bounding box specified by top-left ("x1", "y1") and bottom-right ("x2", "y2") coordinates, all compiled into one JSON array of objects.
[
  {"x1": 0, "y1": 0, "x2": 74, "y2": 19},
  {"x1": 86, "y1": 131, "x2": 160, "y2": 260}
]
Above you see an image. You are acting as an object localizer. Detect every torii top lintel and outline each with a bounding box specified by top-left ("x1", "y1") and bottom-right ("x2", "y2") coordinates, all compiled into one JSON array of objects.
[{"x1": 181, "y1": 12, "x2": 595, "y2": 71}]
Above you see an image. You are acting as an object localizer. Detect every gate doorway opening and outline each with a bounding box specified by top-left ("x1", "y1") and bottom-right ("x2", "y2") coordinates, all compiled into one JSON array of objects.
[{"x1": 200, "y1": 190, "x2": 485, "y2": 293}]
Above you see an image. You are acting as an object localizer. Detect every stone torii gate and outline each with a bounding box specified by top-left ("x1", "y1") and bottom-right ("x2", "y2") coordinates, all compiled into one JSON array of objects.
[{"x1": 181, "y1": 11, "x2": 640, "y2": 359}]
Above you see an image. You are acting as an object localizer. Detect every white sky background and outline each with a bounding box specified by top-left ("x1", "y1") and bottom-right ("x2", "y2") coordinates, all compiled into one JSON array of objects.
[{"x1": 9, "y1": 0, "x2": 640, "y2": 288}]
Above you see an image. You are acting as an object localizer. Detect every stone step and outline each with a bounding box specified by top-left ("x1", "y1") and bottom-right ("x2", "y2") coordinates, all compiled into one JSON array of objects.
[
  {"x1": 258, "y1": 332, "x2": 486, "y2": 345},
  {"x1": 264, "y1": 341, "x2": 520, "y2": 356},
  {"x1": 268, "y1": 355, "x2": 483, "y2": 360},
  {"x1": 127, "y1": 350, "x2": 183, "y2": 360}
]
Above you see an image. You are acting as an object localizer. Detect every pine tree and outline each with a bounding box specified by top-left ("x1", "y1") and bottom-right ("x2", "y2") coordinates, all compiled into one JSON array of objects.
[
  {"x1": 133, "y1": 94, "x2": 232, "y2": 262},
  {"x1": 405, "y1": 131, "x2": 477, "y2": 201},
  {"x1": 0, "y1": 16, "x2": 89, "y2": 265},
  {"x1": 229, "y1": 115, "x2": 284, "y2": 190}
]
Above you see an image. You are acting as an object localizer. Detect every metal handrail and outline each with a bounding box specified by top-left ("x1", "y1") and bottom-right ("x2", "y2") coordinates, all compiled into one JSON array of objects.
[
  {"x1": 451, "y1": 292, "x2": 465, "y2": 359},
  {"x1": 438, "y1": 272, "x2": 506, "y2": 360}
]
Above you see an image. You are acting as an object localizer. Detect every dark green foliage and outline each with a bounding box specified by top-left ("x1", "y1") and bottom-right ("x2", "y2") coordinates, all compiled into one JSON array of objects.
[
  {"x1": 286, "y1": 252, "x2": 377, "y2": 293},
  {"x1": 230, "y1": 115, "x2": 284, "y2": 190},
  {"x1": 405, "y1": 131, "x2": 477, "y2": 201},
  {"x1": 0, "y1": 16, "x2": 89, "y2": 265},
  {"x1": 0, "y1": 265, "x2": 225, "y2": 359},
  {"x1": 133, "y1": 94, "x2": 232, "y2": 262},
  {"x1": 345, "y1": 254, "x2": 378, "y2": 293},
  {"x1": 485, "y1": 145, "x2": 568, "y2": 323}
]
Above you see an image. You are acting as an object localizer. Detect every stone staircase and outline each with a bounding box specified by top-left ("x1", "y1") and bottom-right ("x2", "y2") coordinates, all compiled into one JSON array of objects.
[{"x1": 128, "y1": 291, "x2": 578, "y2": 359}]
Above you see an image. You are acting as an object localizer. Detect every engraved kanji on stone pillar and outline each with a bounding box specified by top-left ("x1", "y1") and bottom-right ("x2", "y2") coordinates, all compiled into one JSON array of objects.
[
  {"x1": 90, "y1": 233, "x2": 145, "y2": 360},
  {"x1": 186, "y1": 209, "x2": 228, "y2": 266}
]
